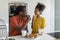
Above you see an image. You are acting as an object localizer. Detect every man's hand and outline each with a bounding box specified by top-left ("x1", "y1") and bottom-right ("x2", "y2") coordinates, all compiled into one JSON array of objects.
[
  {"x1": 27, "y1": 15, "x2": 31, "y2": 21},
  {"x1": 21, "y1": 15, "x2": 31, "y2": 30}
]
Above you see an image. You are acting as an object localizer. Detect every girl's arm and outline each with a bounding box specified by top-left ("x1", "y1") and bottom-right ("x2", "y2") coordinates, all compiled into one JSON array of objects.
[
  {"x1": 31, "y1": 15, "x2": 37, "y2": 29},
  {"x1": 31, "y1": 17, "x2": 33, "y2": 29}
]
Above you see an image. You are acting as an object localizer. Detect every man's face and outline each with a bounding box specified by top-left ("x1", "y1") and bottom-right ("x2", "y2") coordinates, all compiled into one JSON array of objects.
[
  {"x1": 19, "y1": 8, "x2": 27, "y2": 16},
  {"x1": 22, "y1": 8, "x2": 27, "y2": 15}
]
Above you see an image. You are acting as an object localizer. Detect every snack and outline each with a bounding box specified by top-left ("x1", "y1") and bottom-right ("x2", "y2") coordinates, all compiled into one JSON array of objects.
[
  {"x1": 28, "y1": 34, "x2": 34, "y2": 38},
  {"x1": 27, "y1": 33, "x2": 39, "y2": 38}
]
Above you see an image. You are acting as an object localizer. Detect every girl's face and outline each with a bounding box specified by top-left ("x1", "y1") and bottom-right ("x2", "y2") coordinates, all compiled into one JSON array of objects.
[{"x1": 34, "y1": 8, "x2": 41, "y2": 16}]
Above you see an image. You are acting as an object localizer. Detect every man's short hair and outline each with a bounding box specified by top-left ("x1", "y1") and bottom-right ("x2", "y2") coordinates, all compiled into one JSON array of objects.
[{"x1": 14, "y1": 6, "x2": 26, "y2": 15}]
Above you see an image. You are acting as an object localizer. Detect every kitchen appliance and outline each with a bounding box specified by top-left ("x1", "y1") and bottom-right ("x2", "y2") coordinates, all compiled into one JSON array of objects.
[{"x1": 0, "y1": 19, "x2": 8, "y2": 40}]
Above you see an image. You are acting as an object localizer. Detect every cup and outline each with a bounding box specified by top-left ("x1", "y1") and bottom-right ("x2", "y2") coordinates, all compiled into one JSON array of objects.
[
  {"x1": 38, "y1": 29, "x2": 44, "y2": 35},
  {"x1": 21, "y1": 30, "x2": 27, "y2": 37}
]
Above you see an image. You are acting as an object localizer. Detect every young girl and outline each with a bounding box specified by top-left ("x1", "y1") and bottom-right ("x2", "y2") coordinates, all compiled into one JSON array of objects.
[
  {"x1": 29, "y1": 3, "x2": 46, "y2": 38},
  {"x1": 32, "y1": 3, "x2": 46, "y2": 34}
]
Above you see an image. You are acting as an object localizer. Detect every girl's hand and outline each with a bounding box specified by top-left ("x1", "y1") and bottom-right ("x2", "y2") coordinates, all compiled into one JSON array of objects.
[{"x1": 33, "y1": 15, "x2": 37, "y2": 21}]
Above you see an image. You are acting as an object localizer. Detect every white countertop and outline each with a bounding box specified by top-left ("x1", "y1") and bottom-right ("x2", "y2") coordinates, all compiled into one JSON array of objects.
[{"x1": 9, "y1": 33, "x2": 56, "y2": 40}]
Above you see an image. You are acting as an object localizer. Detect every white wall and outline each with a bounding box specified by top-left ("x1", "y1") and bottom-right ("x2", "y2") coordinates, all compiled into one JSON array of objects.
[
  {"x1": 0, "y1": 0, "x2": 55, "y2": 37},
  {"x1": 0, "y1": 0, "x2": 8, "y2": 38},
  {"x1": 50, "y1": 0, "x2": 55, "y2": 33},
  {"x1": 0, "y1": 0, "x2": 8, "y2": 23},
  {"x1": 55, "y1": 0, "x2": 60, "y2": 32}
]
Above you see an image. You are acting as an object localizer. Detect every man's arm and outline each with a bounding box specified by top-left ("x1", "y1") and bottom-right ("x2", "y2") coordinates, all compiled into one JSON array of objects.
[
  {"x1": 14, "y1": 15, "x2": 31, "y2": 31},
  {"x1": 21, "y1": 15, "x2": 31, "y2": 30}
]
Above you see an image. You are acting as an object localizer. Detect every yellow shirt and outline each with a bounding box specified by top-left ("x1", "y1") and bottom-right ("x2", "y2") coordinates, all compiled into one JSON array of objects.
[{"x1": 32, "y1": 16, "x2": 46, "y2": 34}]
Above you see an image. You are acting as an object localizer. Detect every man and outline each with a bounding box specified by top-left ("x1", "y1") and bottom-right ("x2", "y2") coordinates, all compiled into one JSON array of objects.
[{"x1": 9, "y1": 6, "x2": 30, "y2": 36}]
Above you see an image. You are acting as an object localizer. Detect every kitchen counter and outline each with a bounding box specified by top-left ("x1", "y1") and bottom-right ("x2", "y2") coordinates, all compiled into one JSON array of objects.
[{"x1": 9, "y1": 33, "x2": 56, "y2": 40}]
